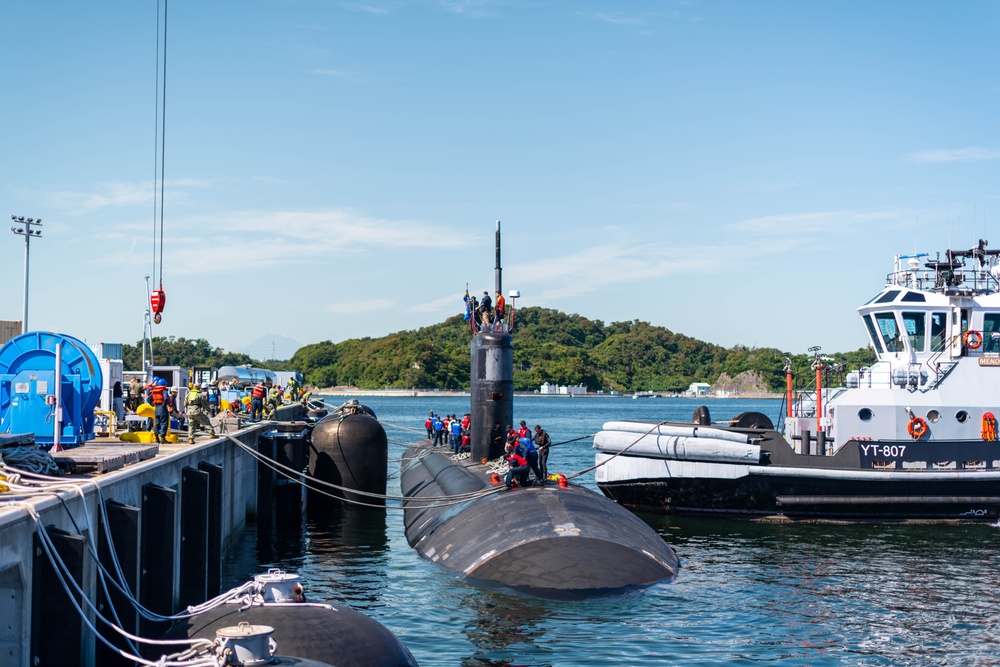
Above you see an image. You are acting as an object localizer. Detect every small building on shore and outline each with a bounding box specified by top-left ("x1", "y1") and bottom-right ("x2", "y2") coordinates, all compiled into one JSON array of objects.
[
  {"x1": 687, "y1": 382, "x2": 712, "y2": 397},
  {"x1": 540, "y1": 382, "x2": 588, "y2": 396}
]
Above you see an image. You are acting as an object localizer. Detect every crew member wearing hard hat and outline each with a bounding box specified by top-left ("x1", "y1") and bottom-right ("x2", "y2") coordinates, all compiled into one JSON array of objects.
[
  {"x1": 185, "y1": 382, "x2": 217, "y2": 444},
  {"x1": 145, "y1": 377, "x2": 170, "y2": 444},
  {"x1": 250, "y1": 380, "x2": 267, "y2": 422}
]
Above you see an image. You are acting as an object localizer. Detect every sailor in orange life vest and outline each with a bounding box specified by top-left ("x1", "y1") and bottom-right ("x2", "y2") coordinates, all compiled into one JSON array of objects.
[
  {"x1": 145, "y1": 377, "x2": 170, "y2": 444},
  {"x1": 250, "y1": 381, "x2": 267, "y2": 422},
  {"x1": 494, "y1": 290, "x2": 505, "y2": 324}
]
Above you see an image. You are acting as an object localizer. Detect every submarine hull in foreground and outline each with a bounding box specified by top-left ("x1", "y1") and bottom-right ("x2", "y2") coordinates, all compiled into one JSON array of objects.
[
  {"x1": 166, "y1": 602, "x2": 418, "y2": 667},
  {"x1": 401, "y1": 445, "x2": 679, "y2": 596}
]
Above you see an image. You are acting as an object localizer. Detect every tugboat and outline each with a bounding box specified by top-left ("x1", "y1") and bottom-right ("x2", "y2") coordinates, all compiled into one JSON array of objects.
[{"x1": 594, "y1": 241, "x2": 1000, "y2": 521}]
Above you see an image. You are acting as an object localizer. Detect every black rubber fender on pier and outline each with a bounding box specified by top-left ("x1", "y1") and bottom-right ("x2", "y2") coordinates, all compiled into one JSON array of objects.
[{"x1": 309, "y1": 412, "x2": 388, "y2": 506}]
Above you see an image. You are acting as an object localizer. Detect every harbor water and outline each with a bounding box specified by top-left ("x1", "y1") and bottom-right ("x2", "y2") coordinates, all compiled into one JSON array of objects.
[{"x1": 222, "y1": 396, "x2": 1000, "y2": 666}]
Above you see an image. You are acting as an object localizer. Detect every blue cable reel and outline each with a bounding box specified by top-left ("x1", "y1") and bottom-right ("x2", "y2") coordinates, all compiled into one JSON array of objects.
[{"x1": 0, "y1": 331, "x2": 103, "y2": 447}]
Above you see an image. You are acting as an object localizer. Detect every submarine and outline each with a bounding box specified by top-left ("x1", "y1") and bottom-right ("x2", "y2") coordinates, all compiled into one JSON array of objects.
[{"x1": 400, "y1": 222, "x2": 679, "y2": 597}]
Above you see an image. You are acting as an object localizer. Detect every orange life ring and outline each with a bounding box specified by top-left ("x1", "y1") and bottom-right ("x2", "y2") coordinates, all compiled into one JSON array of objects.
[
  {"x1": 963, "y1": 330, "x2": 983, "y2": 350},
  {"x1": 907, "y1": 416, "x2": 928, "y2": 439}
]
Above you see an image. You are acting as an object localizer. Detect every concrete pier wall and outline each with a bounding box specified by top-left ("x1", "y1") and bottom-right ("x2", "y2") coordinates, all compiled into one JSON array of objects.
[{"x1": 0, "y1": 401, "x2": 307, "y2": 667}]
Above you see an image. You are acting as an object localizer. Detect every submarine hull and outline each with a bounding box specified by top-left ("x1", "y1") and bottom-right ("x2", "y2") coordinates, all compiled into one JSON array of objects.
[
  {"x1": 165, "y1": 602, "x2": 418, "y2": 667},
  {"x1": 401, "y1": 446, "x2": 679, "y2": 596}
]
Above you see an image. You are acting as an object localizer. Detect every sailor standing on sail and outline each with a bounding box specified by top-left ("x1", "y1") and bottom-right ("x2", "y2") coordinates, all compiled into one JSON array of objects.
[{"x1": 480, "y1": 291, "x2": 493, "y2": 327}]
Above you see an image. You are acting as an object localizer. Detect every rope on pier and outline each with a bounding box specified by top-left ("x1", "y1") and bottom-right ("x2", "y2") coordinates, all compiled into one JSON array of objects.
[{"x1": 0, "y1": 446, "x2": 61, "y2": 475}]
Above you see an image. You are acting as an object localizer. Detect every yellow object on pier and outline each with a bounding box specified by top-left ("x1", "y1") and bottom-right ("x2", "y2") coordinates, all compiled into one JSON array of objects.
[{"x1": 119, "y1": 431, "x2": 177, "y2": 444}]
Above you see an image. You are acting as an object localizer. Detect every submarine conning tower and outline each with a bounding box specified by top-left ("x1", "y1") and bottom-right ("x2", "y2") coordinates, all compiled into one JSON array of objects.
[{"x1": 469, "y1": 331, "x2": 513, "y2": 462}]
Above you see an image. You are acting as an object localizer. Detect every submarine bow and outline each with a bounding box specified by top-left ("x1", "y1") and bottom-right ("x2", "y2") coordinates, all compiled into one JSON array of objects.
[{"x1": 401, "y1": 447, "x2": 679, "y2": 594}]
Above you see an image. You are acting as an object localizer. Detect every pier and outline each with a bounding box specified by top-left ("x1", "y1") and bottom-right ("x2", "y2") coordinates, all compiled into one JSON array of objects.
[{"x1": 0, "y1": 403, "x2": 306, "y2": 667}]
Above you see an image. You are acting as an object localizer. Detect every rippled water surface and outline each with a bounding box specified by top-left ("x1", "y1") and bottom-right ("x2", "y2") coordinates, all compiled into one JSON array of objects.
[{"x1": 222, "y1": 396, "x2": 1000, "y2": 666}]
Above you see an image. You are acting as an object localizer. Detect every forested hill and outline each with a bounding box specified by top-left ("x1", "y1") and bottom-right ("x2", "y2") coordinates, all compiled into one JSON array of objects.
[{"x1": 289, "y1": 307, "x2": 875, "y2": 393}]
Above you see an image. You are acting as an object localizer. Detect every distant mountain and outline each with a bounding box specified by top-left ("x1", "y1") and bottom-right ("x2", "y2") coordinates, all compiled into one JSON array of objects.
[{"x1": 289, "y1": 307, "x2": 875, "y2": 393}]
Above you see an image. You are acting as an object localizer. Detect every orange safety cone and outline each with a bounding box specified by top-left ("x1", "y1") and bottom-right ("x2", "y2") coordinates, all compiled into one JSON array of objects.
[
  {"x1": 490, "y1": 473, "x2": 501, "y2": 485},
  {"x1": 557, "y1": 473, "x2": 568, "y2": 489}
]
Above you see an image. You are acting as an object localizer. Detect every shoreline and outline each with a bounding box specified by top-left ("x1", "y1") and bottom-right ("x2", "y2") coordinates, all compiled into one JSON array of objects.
[{"x1": 316, "y1": 388, "x2": 782, "y2": 400}]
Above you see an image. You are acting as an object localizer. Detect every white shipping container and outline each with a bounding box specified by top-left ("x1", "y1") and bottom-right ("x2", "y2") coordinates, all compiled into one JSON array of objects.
[
  {"x1": 98, "y1": 359, "x2": 124, "y2": 412},
  {"x1": 89, "y1": 342, "x2": 124, "y2": 360}
]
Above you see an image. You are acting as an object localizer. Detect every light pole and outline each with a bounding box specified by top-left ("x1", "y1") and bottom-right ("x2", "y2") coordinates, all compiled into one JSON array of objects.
[{"x1": 9, "y1": 215, "x2": 43, "y2": 334}]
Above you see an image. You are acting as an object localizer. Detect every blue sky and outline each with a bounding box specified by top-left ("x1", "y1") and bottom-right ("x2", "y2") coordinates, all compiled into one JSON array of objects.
[{"x1": 2, "y1": 1, "x2": 998, "y2": 361}]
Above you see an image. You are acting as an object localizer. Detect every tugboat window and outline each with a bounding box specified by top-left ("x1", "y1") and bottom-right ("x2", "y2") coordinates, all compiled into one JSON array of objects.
[
  {"x1": 875, "y1": 313, "x2": 902, "y2": 352},
  {"x1": 930, "y1": 313, "x2": 947, "y2": 352},
  {"x1": 927, "y1": 410, "x2": 941, "y2": 423},
  {"x1": 901, "y1": 292, "x2": 926, "y2": 302},
  {"x1": 956, "y1": 410, "x2": 969, "y2": 423},
  {"x1": 864, "y1": 315, "x2": 884, "y2": 353},
  {"x1": 902, "y1": 312, "x2": 926, "y2": 352},
  {"x1": 983, "y1": 313, "x2": 1000, "y2": 353},
  {"x1": 858, "y1": 408, "x2": 874, "y2": 421},
  {"x1": 875, "y1": 290, "x2": 901, "y2": 304}
]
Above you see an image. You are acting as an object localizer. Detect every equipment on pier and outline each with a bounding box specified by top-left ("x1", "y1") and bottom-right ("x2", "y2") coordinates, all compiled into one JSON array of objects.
[
  {"x1": 0, "y1": 331, "x2": 103, "y2": 447},
  {"x1": 216, "y1": 365, "x2": 278, "y2": 387}
]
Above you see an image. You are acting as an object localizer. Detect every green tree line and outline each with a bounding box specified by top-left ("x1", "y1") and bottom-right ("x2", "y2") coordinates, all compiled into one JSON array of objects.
[
  {"x1": 121, "y1": 337, "x2": 288, "y2": 372},
  {"x1": 289, "y1": 307, "x2": 875, "y2": 393}
]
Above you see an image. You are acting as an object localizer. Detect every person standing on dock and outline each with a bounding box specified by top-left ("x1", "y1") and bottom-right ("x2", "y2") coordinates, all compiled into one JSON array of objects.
[
  {"x1": 128, "y1": 377, "x2": 142, "y2": 412},
  {"x1": 250, "y1": 381, "x2": 267, "y2": 422},
  {"x1": 186, "y1": 383, "x2": 216, "y2": 443},
  {"x1": 534, "y1": 424, "x2": 551, "y2": 479},
  {"x1": 146, "y1": 378, "x2": 169, "y2": 444},
  {"x1": 264, "y1": 385, "x2": 281, "y2": 419},
  {"x1": 167, "y1": 387, "x2": 180, "y2": 426},
  {"x1": 112, "y1": 381, "x2": 125, "y2": 423}
]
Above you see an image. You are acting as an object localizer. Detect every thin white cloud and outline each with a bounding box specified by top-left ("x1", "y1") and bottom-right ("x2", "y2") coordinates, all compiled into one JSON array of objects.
[
  {"x1": 905, "y1": 147, "x2": 1000, "y2": 164},
  {"x1": 507, "y1": 240, "x2": 778, "y2": 302},
  {"x1": 407, "y1": 293, "x2": 466, "y2": 314},
  {"x1": 43, "y1": 179, "x2": 216, "y2": 214},
  {"x1": 439, "y1": 0, "x2": 499, "y2": 18},
  {"x1": 92, "y1": 208, "x2": 473, "y2": 275},
  {"x1": 339, "y1": 2, "x2": 392, "y2": 15},
  {"x1": 586, "y1": 12, "x2": 644, "y2": 26},
  {"x1": 326, "y1": 298, "x2": 396, "y2": 314},
  {"x1": 311, "y1": 68, "x2": 359, "y2": 79},
  {"x1": 727, "y1": 209, "x2": 904, "y2": 235}
]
